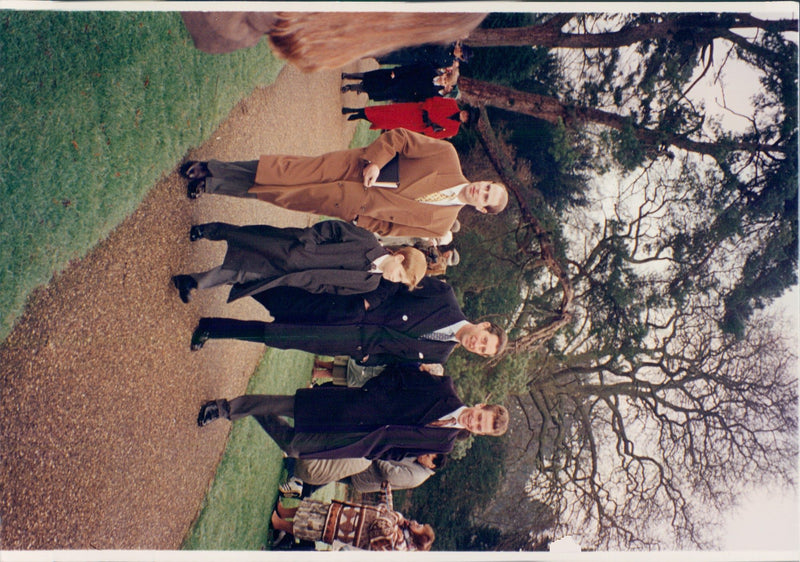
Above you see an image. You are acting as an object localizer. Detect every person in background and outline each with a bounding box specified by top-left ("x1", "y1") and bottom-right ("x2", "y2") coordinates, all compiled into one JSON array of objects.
[
  {"x1": 341, "y1": 98, "x2": 477, "y2": 139},
  {"x1": 341, "y1": 62, "x2": 460, "y2": 102},
  {"x1": 375, "y1": 40, "x2": 473, "y2": 68},
  {"x1": 270, "y1": 483, "x2": 435, "y2": 551}
]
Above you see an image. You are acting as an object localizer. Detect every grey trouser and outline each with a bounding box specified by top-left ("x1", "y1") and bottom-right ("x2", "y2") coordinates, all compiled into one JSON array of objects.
[
  {"x1": 205, "y1": 159, "x2": 259, "y2": 198},
  {"x1": 294, "y1": 458, "x2": 372, "y2": 485}
]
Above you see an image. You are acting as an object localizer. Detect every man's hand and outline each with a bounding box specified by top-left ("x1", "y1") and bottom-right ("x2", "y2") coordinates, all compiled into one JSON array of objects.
[
  {"x1": 363, "y1": 163, "x2": 380, "y2": 187},
  {"x1": 419, "y1": 363, "x2": 444, "y2": 376}
]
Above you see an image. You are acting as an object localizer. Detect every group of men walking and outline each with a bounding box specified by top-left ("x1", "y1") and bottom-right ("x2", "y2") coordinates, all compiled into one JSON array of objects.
[{"x1": 180, "y1": 127, "x2": 511, "y2": 493}]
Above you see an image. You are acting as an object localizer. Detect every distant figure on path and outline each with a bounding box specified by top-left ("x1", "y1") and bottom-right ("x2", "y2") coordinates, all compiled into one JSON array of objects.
[
  {"x1": 341, "y1": 62, "x2": 460, "y2": 102},
  {"x1": 341, "y1": 97, "x2": 476, "y2": 139}
]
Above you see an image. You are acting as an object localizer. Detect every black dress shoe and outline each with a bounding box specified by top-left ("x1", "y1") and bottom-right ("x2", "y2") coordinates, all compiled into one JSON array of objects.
[
  {"x1": 189, "y1": 225, "x2": 205, "y2": 241},
  {"x1": 180, "y1": 160, "x2": 210, "y2": 180},
  {"x1": 191, "y1": 322, "x2": 211, "y2": 351},
  {"x1": 172, "y1": 275, "x2": 197, "y2": 303},
  {"x1": 187, "y1": 178, "x2": 206, "y2": 199},
  {"x1": 197, "y1": 400, "x2": 220, "y2": 427}
]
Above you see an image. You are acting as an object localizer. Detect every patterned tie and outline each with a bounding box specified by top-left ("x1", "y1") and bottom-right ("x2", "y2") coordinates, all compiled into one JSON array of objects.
[
  {"x1": 416, "y1": 190, "x2": 454, "y2": 203},
  {"x1": 420, "y1": 330, "x2": 454, "y2": 342}
]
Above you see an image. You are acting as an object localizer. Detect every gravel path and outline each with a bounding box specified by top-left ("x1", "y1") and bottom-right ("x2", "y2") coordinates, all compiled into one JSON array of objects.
[{"x1": 0, "y1": 60, "x2": 374, "y2": 549}]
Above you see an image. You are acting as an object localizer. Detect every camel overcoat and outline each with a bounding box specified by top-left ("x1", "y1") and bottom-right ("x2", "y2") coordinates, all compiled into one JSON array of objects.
[{"x1": 248, "y1": 128, "x2": 469, "y2": 238}]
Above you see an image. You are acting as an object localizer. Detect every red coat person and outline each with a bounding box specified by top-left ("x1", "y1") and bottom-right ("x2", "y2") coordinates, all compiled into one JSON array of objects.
[{"x1": 343, "y1": 97, "x2": 468, "y2": 139}]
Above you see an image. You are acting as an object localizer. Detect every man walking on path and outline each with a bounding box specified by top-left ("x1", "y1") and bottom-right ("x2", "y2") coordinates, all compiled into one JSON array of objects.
[
  {"x1": 180, "y1": 128, "x2": 508, "y2": 238},
  {"x1": 196, "y1": 363, "x2": 509, "y2": 460},
  {"x1": 189, "y1": 276, "x2": 507, "y2": 365}
]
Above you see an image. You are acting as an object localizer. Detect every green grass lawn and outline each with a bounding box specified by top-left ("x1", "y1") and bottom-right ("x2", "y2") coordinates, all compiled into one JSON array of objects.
[
  {"x1": 0, "y1": 11, "x2": 284, "y2": 342},
  {"x1": 181, "y1": 349, "x2": 345, "y2": 550},
  {"x1": 181, "y1": 348, "x2": 312, "y2": 550}
]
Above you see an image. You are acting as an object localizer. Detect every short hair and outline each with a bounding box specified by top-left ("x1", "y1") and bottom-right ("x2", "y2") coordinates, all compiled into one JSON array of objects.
[
  {"x1": 393, "y1": 246, "x2": 427, "y2": 290},
  {"x1": 485, "y1": 183, "x2": 509, "y2": 215},
  {"x1": 458, "y1": 44, "x2": 474, "y2": 62},
  {"x1": 409, "y1": 522, "x2": 436, "y2": 551},
  {"x1": 482, "y1": 404, "x2": 510, "y2": 436},
  {"x1": 487, "y1": 322, "x2": 508, "y2": 356}
]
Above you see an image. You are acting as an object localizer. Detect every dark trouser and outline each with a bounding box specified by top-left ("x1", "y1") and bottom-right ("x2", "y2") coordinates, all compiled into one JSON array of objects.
[
  {"x1": 189, "y1": 266, "x2": 263, "y2": 290},
  {"x1": 205, "y1": 159, "x2": 259, "y2": 198},
  {"x1": 197, "y1": 317, "x2": 367, "y2": 359},
  {"x1": 211, "y1": 395, "x2": 298, "y2": 452},
  {"x1": 215, "y1": 394, "x2": 371, "y2": 458},
  {"x1": 220, "y1": 394, "x2": 295, "y2": 420},
  {"x1": 253, "y1": 415, "x2": 367, "y2": 458}
]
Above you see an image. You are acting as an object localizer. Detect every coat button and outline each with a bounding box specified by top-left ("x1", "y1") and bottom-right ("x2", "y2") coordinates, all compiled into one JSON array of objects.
[
  {"x1": 418, "y1": 352, "x2": 424, "y2": 359},
  {"x1": 402, "y1": 315, "x2": 408, "y2": 321}
]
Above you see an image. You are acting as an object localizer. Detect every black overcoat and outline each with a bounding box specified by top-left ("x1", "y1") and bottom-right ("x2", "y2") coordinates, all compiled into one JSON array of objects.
[
  {"x1": 283, "y1": 364, "x2": 469, "y2": 460},
  {"x1": 200, "y1": 220, "x2": 389, "y2": 301}
]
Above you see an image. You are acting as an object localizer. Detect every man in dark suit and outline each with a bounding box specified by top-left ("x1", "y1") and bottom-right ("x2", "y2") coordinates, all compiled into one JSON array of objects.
[
  {"x1": 196, "y1": 363, "x2": 509, "y2": 460},
  {"x1": 180, "y1": 128, "x2": 508, "y2": 238},
  {"x1": 189, "y1": 276, "x2": 507, "y2": 365},
  {"x1": 170, "y1": 219, "x2": 426, "y2": 303}
]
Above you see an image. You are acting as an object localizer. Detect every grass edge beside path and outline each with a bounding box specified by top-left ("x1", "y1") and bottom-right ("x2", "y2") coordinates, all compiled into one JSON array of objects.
[
  {"x1": 180, "y1": 349, "x2": 314, "y2": 551},
  {"x1": 0, "y1": 11, "x2": 284, "y2": 343}
]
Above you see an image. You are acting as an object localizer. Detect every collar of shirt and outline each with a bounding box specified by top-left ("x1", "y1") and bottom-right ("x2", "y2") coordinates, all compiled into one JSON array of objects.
[
  {"x1": 437, "y1": 406, "x2": 466, "y2": 428},
  {"x1": 440, "y1": 320, "x2": 469, "y2": 340},
  {"x1": 370, "y1": 253, "x2": 391, "y2": 273}
]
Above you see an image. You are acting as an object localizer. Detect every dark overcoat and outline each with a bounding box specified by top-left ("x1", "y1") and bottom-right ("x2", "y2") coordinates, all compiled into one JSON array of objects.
[
  {"x1": 282, "y1": 364, "x2": 469, "y2": 460},
  {"x1": 252, "y1": 276, "x2": 468, "y2": 364},
  {"x1": 201, "y1": 220, "x2": 389, "y2": 301}
]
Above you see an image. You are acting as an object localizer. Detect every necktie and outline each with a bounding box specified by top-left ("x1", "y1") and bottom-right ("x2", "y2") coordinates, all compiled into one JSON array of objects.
[
  {"x1": 420, "y1": 330, "x2": 453, "y2": 342},
  {"x1": 429, "y1": 417, "x2": 455, "y2": 428},
  {"x1": 416, "y1": 190, "x2": 453, "y2": 203}
]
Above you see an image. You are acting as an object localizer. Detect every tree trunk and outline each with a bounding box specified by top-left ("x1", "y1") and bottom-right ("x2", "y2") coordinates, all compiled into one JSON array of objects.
[
  {"x1": 464, "y1": 13, "x2": 798, "y2": 48},
  {"x1": 458, "y1": 77, "x2": 785, "y2": 157},
  {"x1": 473, "y1": 112, "x2": 575, "y2": 359}
]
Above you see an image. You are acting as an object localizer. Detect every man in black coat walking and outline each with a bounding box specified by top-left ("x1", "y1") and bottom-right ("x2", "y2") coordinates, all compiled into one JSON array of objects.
[
  {"x1": 189, "y1": 276, "x2": 507, "y2": 365},
  {"x1": 196, "y1": 363, "x2": 509, "y2": 460},
  {"x1": 170, "y1": 220, "x2": 426, "y2": 303}
]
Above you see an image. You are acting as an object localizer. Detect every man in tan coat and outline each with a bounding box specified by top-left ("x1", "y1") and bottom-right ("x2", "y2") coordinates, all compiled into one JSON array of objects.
[{"x1": 180, "y1": 128, "x2": 507, "y2": 238}]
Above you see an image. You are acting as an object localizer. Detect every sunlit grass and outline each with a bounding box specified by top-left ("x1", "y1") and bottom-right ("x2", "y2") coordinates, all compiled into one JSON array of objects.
[{"x1": 0, "y1": 11, "x2": 283, "y2": 342}]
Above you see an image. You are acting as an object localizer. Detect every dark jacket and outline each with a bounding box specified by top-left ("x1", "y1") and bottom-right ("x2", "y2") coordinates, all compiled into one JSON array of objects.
[
  {"x1": 253, "y1": 276, "x2": 467, "y2": 365},
  {"x1": 292, "y1": 364, "x2": 468, "y2": 460},
  {"x1": 201, "y1": 220, "x2": 389, "y2": 301}
]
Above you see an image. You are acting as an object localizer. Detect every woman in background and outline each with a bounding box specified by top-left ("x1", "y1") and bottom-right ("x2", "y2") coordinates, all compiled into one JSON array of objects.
[{"x1": 270, "y1": 483, "x2": 435, "y2": 551}]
